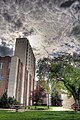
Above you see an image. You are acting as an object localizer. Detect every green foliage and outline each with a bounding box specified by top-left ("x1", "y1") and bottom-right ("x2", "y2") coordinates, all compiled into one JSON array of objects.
[
  {"x1": 49, "y1": 60, "x2": 80, "y2": 107},
  {"x1": 0, "y1": 92, "x2": 8, "y2": 108},
  {"x1": 38, "y1": 80, "x2": 50, "y2": 93},
  {"x1": 36, "y1": 57, "x2": 51, "y2": 79},
  {"x1": 7, "y1": 97, "x2": 16, "y2": 106},
  {"x1": 36, "y1": 53, "x2": 80, "y2": 107},
  {"x1": 62, "y1": 65, "x2": 80, "y2": 86},
  {"x1": 51, "y1": 92, "x2": 62, "y2": 106},
  {"x1": 0, "y1": 92, "x2": 17, "y2": 108}
]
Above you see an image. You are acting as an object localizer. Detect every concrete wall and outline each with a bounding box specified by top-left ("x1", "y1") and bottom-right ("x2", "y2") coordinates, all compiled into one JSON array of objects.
[
  {"x1": 62, "y1": 94, "x2": 75, "y2": 109},
  {"x1": 15, "y1": 38, "x2": 27, "y2": 65},
  {"x1": 15, "y1": 59, "x2": 23, "y2": 103},
  {"x1": 7, "y1": 56, "x2": 19, "y2": 98}
]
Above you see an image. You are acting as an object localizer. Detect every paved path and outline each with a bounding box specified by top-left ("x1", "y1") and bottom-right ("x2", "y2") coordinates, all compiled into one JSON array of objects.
[
  {"x1": 52, "y1": 107, "x2": 73, "y2": 111},
  {"x1": 0, "y1": 107, "x2": 73, "y2": 112}
]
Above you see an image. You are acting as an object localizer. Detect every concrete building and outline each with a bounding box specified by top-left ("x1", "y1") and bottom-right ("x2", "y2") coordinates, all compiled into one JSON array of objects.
[
  {"x1": 15, "y1": 38, "x2": 35, "y2": 105},
  {"x1": 0, "y1": 38, "x2": 35, "y2": 106},
  {"x1": 7, "y1": 56, "x2": 23, "y2": 103}
]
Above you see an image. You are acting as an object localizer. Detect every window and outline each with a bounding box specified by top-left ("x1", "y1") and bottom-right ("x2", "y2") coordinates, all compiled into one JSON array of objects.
[
  {"x1": 0, "y1": 75, "x2": 2, "y2": 80},
  {"x1": 0, "y1": 62, "x2": 4, "y2": 69}
]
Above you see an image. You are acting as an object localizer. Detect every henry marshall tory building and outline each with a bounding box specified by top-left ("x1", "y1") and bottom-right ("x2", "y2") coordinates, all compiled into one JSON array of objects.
[{"x1": 0, "y1": 38, "x2": 35, "y2": 106}]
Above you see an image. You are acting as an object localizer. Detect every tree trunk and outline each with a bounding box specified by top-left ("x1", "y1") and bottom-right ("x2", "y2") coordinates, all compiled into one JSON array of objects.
[{"x1": 75, "y1": 99, "x2": 80, "y2": 109}]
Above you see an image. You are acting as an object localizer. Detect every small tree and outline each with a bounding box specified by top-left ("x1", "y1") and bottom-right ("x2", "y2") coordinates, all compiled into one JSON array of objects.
[
  {"x1": 7, "y1": 97, "x2": 16, "y2": 107},
  {"x1": 0, "y1": 92, "x2": 17, "y2": 108},
  {"x1": 31, "y1": 85, "x2": 46, "y2": 106},
  {"x1": 51, "y1": 91, "x2": 62, "y2": 106},
  {"x1": 0, "y1": 92, "x2": 8, "y2": 108}
]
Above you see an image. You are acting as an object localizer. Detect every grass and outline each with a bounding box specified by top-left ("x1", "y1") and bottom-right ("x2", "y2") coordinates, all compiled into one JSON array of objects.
[
  {"x1": 19, "y1": 105, "x2": 53, "y2": 110},
  {"x1": 25, "y1": 105, "x2": 50, "y2": 110},
  {"x1": 0, "y1": 110, "x2": 80, "y2": 120}
]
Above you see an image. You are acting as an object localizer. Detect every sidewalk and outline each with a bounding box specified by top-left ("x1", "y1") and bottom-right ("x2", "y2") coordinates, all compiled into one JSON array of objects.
[{"x1": 52, "y1": 107, "x2": 73, "y2": 111}]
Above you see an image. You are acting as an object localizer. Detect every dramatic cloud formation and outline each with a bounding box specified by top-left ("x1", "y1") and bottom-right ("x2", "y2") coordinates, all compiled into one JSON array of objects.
[
  {"x1": 0, "y1": 0, "x2": 80, "y2": 59},
  {"x1": 0, "y1": 40, "x2": 13, "y2": 56}
]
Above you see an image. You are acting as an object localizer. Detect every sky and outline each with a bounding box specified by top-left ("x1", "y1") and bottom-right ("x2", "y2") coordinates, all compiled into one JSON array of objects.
[{"x1": 0, "y1": 0, "x2": 80, "y2": 60}]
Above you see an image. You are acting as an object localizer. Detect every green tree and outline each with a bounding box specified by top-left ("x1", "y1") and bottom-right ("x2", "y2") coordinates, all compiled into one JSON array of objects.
[
  {"x1": 31, "y1": 84, "x2": 46, "y2": 105},
  {"x1": 36, "y1": 53, "x2": 80, "y2": 108},
  {"x1": 36, "y1": 57, "x2": 52, "y2": 108},
  {"x1": 36, "y1": 57, "x2": 51, "y2": 79},
  {"x1": 49, "y1": 62, "x2": 80, "y2": 108}
]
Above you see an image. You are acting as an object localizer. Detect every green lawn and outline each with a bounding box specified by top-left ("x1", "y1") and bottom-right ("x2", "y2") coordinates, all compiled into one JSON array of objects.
[{"x1": 0, "y1": 110, "x2": 80, "y2": 120}]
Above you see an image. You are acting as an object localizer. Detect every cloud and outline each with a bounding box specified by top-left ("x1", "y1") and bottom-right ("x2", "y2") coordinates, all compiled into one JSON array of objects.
[
  {"x1": 0, "y1": 41, "x2": 13, "y2": 56},
  {"x1": 71, "y1": 24, "x2": 80, "y2": 36},
  {"x1": 14, "y1": 19, "x2": 23, "y2": 28},
  {"x1": 3, "y1": 12, "x2": 12, "y2": 22},
  {"x1": 60, "y1": 0, "x2": 76, "y2": 8},
  {"x1": 15, "y1": 0, "x2": 27, "y2": 5},
  {"x1": 23, "y1": 28, "x2": 34, "y2": 37},
  {"x1": 0, "y1": 0, "x2": 80, "y2": 60}
]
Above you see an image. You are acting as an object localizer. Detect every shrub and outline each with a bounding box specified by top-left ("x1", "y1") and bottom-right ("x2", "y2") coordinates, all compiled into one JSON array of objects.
[{"x1": 0, "y1": 92, "x2": 17, "y2": 108}]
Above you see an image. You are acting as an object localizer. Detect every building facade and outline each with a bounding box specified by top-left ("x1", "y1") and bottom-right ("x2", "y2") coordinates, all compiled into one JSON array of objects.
[
  {"x1": 7, "y1": 56, "x2": 23, "y2": 103},
  {"x1": 0, "y1": 38, "x2": 35, "y2": 106},
  {"x1": 14, "y1": 38, "x2": 35, "y2": 105},
  {"x1": 0, "y1": 56, "x2": 11, "y2": 97}
]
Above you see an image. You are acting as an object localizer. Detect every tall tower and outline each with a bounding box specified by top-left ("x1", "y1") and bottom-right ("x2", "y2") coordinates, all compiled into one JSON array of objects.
[
  {"x1": 7, "y1": 38, "x2": 35, "y2": 106},
  {"x1": 15, "y1": 38, "x2": 28, "y2": 65},
  {"x1": 15, "y1": 38, "x2": 35, "y2": 105}
]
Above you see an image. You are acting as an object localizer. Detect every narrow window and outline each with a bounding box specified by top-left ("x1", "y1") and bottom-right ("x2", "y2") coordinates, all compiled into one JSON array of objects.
[
  {"x1": 0, "y1": 75, "x2": 2, "y2": 80},
  {"x1": 0, "y1": 62, "x2": 4, "y2": 69}
]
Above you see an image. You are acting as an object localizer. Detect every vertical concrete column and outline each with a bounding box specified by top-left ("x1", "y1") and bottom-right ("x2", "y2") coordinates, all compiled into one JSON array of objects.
[
  {"x1": 30, "y1": 77, "x2": 34, "y2": 105},
  {"x1": 20, "y1": 65, "x2": 25, "y2": 104},
  {"x1": 7, "y1": 57, "x2": 19, "y2": 98},
  {"x1": 26, "y1": 73, "x2": 30, "y2": 106}
]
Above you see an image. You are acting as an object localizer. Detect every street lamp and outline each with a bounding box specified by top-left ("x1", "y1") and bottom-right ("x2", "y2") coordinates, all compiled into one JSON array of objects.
[{"x1": 47, "y1": 79, "x2": 50, "y2": 109}]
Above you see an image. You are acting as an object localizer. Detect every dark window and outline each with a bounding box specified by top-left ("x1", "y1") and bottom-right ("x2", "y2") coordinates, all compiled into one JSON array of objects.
[
  {"x1": 0, "y1": 75, "x2": 2, "y2": 80},
  {"x1": 0, "y1": 62, "x2": 4, "y2": 69}
]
